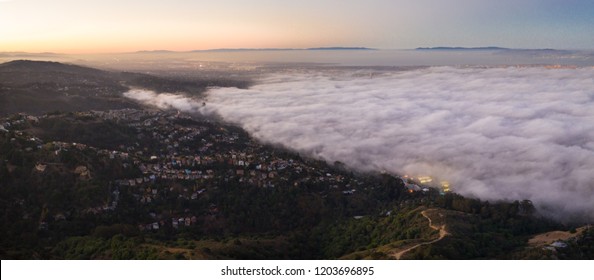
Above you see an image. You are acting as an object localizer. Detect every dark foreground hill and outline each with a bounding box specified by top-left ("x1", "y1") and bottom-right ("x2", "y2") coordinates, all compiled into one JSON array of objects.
[
  {"x1": 1, "y1": 110, "x2": 592, "y2": 260},
  {"x1": 0, "y1": 60, "x2": 134, "y2": 115},
  {"x1": 0, "y1": 60, "x2": 250, "y2": 116}
]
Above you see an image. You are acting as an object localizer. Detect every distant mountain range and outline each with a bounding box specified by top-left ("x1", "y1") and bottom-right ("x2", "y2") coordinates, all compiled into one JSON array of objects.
[
  {"x1": 0, "y1": 51, "x2": 62, "y2": 58},
  {"x1": 416, "y1": 46, "x2": 509, "y2": 51},
  {"x1": 134, "y1": 50, "x2": 177, "y2": 53},
  {"x1": 193, "y1": 47, "x2": 375, "y2": 52},
  {"x1": 415, "y1": 46, "x2": 572, "y2": 54},
  {"x1": 131, "y1": 47, "x2": 375, "y2": 53},
  {"x1": 306, "y1": 47, "x2": 375, "y2": 51}
]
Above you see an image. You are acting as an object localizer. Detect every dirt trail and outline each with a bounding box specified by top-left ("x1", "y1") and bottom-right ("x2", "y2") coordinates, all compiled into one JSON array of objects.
[
  {"x1": 391, "y1": 209, "x2": 449, "y2": 260},
  {"x1": 528, "y1": 226, "x2": 589, "y2": 246}
]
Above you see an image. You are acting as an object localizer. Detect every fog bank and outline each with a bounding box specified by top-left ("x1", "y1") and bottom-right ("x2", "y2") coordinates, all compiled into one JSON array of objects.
[{"x1": 125, "y1": 66, "x2": 594, "y2": 221}]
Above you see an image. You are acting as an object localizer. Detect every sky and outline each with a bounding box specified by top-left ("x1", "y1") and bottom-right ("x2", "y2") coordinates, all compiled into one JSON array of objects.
[{"x1": 1, "y1": 0, "x2": 593, "y2": 53}]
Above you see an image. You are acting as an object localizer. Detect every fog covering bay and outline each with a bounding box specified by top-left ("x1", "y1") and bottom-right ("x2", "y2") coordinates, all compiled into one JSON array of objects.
[{"x1": 125, "y1": 65, "x2": 594, "y2": 222}]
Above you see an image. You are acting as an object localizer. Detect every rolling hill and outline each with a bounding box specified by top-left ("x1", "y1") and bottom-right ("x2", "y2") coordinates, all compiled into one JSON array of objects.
[{"x1": 0, "y1": 60, "x2": 250, "y2": 116}]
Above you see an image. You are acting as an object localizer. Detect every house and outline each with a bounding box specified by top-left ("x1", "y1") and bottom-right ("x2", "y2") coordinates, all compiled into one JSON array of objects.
[
  {"x1": 35, "y1": 163, "x2": 47, "y2": 172},
  {"x1": 406, "y1": 183, "x2": 422, "y2": 192},
  {"x1": 418, "y1": 176, "x2": 433, "y2": 184},
  {"x1": 74, "y1": 166, "x2": 90, "y2": 178},
  {"x1": 26, "y1": 115, "x2": 39, "y2": 123},
  {"x1": 54, "y1": 213, "x2": 66, "y2": 221},
  {"x1": 342, "y1": 189, "x2": 356, "y2": 195},
  {"x1": 38, "y1": 222, "x2": 48, "y2": 230},
  {"x1": 551, "y1": 241, "x2": 568, "y2": 248}
]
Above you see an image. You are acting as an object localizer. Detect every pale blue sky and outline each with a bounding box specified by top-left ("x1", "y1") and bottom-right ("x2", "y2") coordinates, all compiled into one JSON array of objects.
[{"x1": 1, "y1": 0, "x2": 592, "y2": 53}]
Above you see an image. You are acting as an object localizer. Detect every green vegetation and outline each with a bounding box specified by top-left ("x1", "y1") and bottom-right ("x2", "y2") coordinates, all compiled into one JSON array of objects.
[{"x1": 0, "y1": 110, "x2": 590, "y2": 260}]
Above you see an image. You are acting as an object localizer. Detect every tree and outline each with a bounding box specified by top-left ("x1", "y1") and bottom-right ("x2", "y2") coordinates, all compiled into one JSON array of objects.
[{"x1": 519, "y1": 200, "x2": 535, "y2": 216}]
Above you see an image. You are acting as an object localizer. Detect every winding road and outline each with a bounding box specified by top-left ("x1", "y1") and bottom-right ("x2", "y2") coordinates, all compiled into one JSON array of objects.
[{"x1": 392, "y1": 209, "x2": 449, "y2": 260}]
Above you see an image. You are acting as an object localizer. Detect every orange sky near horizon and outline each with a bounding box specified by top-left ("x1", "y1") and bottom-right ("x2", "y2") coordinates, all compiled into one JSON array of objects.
[
  {"x1": 1, "y1": 0, "x2": 593, "y2": 54},
  {"x1": 0, "y1": 0, "x2": 364, "y2": 54}
]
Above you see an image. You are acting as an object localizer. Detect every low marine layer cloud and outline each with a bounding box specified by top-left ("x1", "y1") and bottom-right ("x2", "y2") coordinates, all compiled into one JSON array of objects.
[
  {"x1": 123, "y1": 89, "x2": 203, "y2": 111},
  {"x1": 125, "y1": 67, "x2": 594, "y2": 221}
]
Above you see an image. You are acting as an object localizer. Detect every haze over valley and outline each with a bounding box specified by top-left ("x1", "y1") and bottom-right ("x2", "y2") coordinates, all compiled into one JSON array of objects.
[
  {"x1": 2, "y1": 0, "x2": 594, "y2": 262},
  {"x1": 124, "y1": 62, "x2": 594, "y2": 222}
]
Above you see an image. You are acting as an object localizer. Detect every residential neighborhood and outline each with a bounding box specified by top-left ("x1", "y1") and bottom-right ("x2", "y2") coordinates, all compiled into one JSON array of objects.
[
  {"x1": 2, "y1": 109, "x2": 577, "y2": 261},
  {"x1": 1, "y1": 109, "x2": 442, "y2": 235}
]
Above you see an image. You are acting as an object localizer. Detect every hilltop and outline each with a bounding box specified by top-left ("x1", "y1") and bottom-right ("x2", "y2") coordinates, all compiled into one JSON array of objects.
[
  {"x1": 0, "y1": 60, "x2": 250, "y2": 116},
  {"x1": 0, "y1": 60, "x2": 119, "y2": 87},
  {"x1": 0, "y1": 60, "x2": 135, "y2": 115}
]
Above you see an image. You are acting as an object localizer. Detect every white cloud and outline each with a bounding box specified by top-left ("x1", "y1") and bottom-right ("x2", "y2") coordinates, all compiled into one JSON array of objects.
[
  {"x1": 123, "y1": 88, "x2": 203, "y2": 112},
  {"x1": 124, "y1": 66, "x2": 594, "y2": 222},
  {"x1": 202, "y1": 66, "x2": 594, "y2": 222}
]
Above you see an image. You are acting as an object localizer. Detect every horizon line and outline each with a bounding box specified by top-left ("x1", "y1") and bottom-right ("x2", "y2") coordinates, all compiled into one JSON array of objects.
[{"x1": 2, "y1": 46, "x2": 591, "y2": 56}]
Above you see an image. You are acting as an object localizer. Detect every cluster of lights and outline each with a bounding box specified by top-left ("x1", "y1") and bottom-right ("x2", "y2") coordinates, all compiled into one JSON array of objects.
[
  {"x1": 417, "y1": 176, "x2": 433, "y2": 184},
  {"x1": 402, "y1": 175, "x2": 452, "y2": 193}
]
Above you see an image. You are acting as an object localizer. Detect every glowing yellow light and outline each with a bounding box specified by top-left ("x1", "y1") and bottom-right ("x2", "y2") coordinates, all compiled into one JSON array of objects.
[{"x1": 418, "y1": 176, "x2": 433, "y2": 184}]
